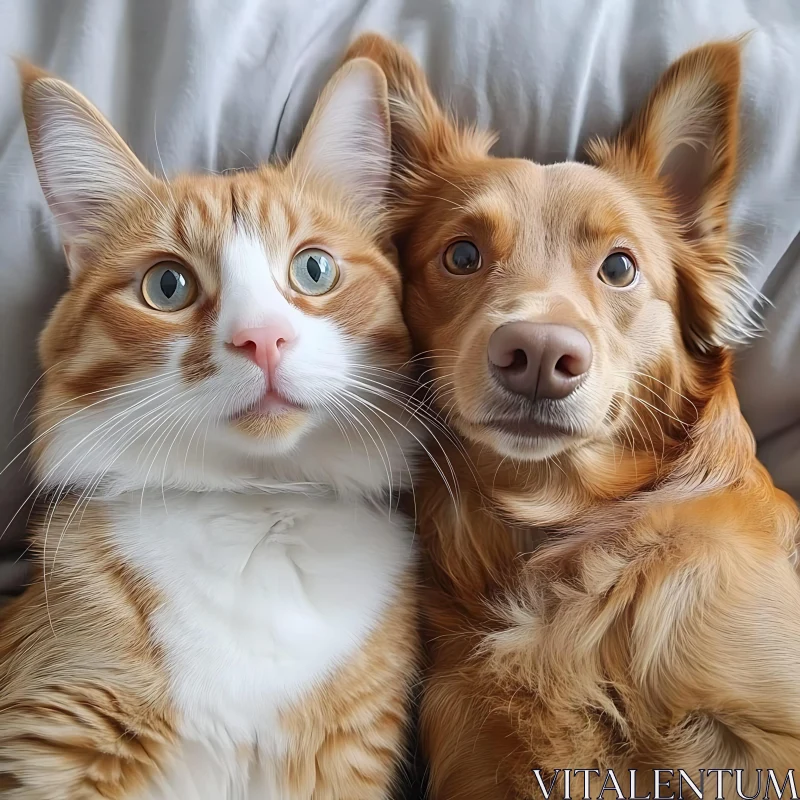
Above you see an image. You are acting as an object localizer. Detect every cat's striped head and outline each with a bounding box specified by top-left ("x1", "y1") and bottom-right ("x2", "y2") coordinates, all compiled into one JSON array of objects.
[{"x1": 21, "y1": 58, "x2": 415, "y2": 496}]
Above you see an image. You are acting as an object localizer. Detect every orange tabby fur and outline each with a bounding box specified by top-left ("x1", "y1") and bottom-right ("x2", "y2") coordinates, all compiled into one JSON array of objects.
[
  {"x1": 345, "y1": 33, "x2": 800, "y2": 798},
  {"x1": 0, "y1": 59, "x2": 416, "y2": 799},
  {"x1": 0, "y1": 499, "x2": 416, "y2": 799}
]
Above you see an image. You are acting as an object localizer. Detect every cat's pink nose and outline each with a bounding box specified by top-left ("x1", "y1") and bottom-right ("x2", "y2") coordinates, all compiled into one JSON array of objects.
[{"x1": 232, "y1": 319, "x2": 295, "y2": 377}]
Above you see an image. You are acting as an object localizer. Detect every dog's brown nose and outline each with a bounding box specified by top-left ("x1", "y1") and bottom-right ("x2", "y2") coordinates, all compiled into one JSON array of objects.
[{"x1": 488, "y1": 322, "x2": 593, "y2": 401}]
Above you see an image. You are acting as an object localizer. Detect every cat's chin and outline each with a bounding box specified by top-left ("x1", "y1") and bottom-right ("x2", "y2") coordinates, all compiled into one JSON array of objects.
[
  {"x1": 231, "y1": 407, "x2": 310, "y2": 443},
  {"x1": 228, "y1": 390, "x2": 311, "y2": 443}
]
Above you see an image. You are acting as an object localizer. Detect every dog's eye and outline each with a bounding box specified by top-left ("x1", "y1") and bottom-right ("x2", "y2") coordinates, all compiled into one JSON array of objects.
[
  {"x1": 598, "y1": 252, "x2": 638, "y2": 288},
  {"x1": 443, "y1": 241, "x2": 482, "y2": 275}
]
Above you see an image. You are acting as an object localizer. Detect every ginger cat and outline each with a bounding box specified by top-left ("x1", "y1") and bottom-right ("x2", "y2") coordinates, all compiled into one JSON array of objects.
[{"x1": 0, "y1": 56, "x2": 418, "y2": 798}]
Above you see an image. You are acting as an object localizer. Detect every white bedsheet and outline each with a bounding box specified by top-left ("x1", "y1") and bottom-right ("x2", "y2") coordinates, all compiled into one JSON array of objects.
[{"x1": 1, "y1": 0, "x2": 798, "y2": 593}]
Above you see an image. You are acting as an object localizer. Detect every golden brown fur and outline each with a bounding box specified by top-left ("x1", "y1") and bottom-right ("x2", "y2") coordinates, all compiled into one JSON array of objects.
[
  {"x1": 345, "y1": 33, "x2": 800, "y2": 798},
  {"x1": 0, "y1": 58, "x2": 416, "y2": 798}
]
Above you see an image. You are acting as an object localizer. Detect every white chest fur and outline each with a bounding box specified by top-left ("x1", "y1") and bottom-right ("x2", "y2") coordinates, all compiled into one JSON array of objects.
[{"x1": 108, "y1": 490, "x2": 412, "y2": 797}]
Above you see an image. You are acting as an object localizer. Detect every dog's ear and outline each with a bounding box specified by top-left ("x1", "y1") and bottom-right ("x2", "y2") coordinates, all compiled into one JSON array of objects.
[
  {"x1": 590, "y1": 41, "x2": 756, "y2": 352},
  {"x1": 343, "y1": 33, "x2": 494, "y2": 194},
  {"x1": 602, "y1": 41, "x2": 741, "y2": 241}
]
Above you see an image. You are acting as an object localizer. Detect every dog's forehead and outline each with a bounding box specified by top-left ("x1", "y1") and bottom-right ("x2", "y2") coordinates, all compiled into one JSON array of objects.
[{"x1": 463, "y1": 160, "x2": 645, "y2": 249}]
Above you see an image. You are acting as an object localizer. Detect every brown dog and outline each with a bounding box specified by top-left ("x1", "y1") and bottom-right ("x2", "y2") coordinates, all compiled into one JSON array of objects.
[{"x1": 345, "y1": 33, "x2": 800, "y2": 799}]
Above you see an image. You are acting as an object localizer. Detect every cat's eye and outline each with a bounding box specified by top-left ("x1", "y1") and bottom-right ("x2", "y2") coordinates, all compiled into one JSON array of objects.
[
  {"x1": 141, "y1": 262, "x2": 197, "y2": 311},
  {"x1": 289, "y1": 248, "x2": 339, "y2": 296},
  {"x1": 443, "y1": 240, "x2": 482, "y2": 275},
  {"x1": 598, "y1": 252, "x2": 638, "y2": 288}
]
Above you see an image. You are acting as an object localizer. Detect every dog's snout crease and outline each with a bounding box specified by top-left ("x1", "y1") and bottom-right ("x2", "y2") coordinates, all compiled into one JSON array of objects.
[{"x1": 488, "y1": 322, "x2": 592, "y2": 401}]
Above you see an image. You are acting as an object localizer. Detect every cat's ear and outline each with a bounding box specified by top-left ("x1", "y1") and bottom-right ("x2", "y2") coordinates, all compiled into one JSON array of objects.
[
  {"x1": 18, "y1": 61, "x2": 156, "y2": 273},
  {"x1": 291, "y1": 58, "x2": 391, "y2": 214},
  {"x1": 343, "y1": 34, "x2": 495, "y2": 176},
  {"x1": 340, "y1": 34, "x2": 495, "y2": 232}
]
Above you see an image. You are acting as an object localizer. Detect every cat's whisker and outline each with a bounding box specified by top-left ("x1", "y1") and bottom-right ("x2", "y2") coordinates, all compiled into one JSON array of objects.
[
  {"x1": 35, "y1": 381, "x2": 187, "y2": 630},
  {"x1": 12, "y1": 361, "x2": 64, "y2": 424},
  {"x1": 50, "y1": 390, "x2": 219, "y2": 576},
  {"x1": 181, "y1": 399, "x2": 218, "y2": 475},
  {"x1": 338, "y1": 389, "x2": 461, "y2": 507},
  {"x1": 343, "y1": 373, "x2": 462, "y2": 447},
  {"x1": 3, "y1": 370, "x2": 183, "y2": 472},
  {"x1": 137, "y1": 388, "x2": 207, "y2": 514},
  {"x1": 328, "y1": 396, "x2": 406, "y2": 513},
  {"x1": 41, "y1": 385, "x2": 193, "y2": 583},
  {"x1": 331, "y1": 394, "x2": 394, "y2": 498},
  {"x1": 10, "y1": 381, "x2": 182, "y2": 549},
  {"x1": 319, "y1": 392, "x2": 358, "y2": 457},
  {"x1": 428, "y1": 376, "x2": 457, "y2": 403},
  {"x1": 43, "y1": 384, "x2": 188, "y2": 544},
  {"x1": 158, "y1": 391, "x2": 220, "y2": 510},
  {"x1": 153, "y1": 111, "x2": 177, "y2": 208},
  {"x1": 134, "y1": 387, "x2": 198, "y2": 470},
  {"x1": 335, "y1": 386, "x2": 421, "y2": 512},
  {"x1": 340, "y1": 370, "x2": 480, "y2": 486}
]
